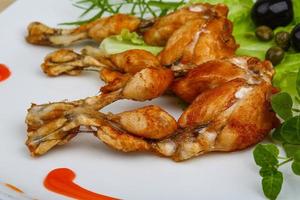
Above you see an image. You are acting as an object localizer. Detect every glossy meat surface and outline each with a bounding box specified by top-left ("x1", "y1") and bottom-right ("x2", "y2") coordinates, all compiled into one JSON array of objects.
[
  {"x1": 26, "y1": 14, "x2": 141, "y2": 46},
  {"x1": 24, "y1": 3, "x2": 278, "y2": 162},
  {"x1": 159, "y1": 17, "x2": 237, "y2": 66},
  {"x1": 155, "y1": 80, "x2": 278, "y2": 161},
  {"x1": 171, "y1": 57, "x2": 274, "y2": 102},
  {"x1": 143, "y1": 3, "x2": 229, "y2": 46}
]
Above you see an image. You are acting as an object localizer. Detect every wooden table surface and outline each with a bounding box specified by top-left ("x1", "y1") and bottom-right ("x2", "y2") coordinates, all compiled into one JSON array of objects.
[{"x1": 0, "y1": 0, "x2": 14, "y2": 13}]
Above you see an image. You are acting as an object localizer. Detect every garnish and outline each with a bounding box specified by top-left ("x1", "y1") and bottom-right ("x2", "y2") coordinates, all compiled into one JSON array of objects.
[
  {"x1": 255, "y1": 26, "x2": 274, "y2": 42},
  {"x1": 265, "y1": 46, "x2": 285, "y2": 66},
  {"x1": 99, "y1": 29, "x2": 163, "y2": 55},
  {"x1": 275, "y1": 31, "x2": 291, "y2": 50},
  {"x1": 253, "y1": 68, "x2": 300, "y2": 200},
  {"x1": 115, "y1": 29, "x2": 145, "y2": 45},
  {"x1": 62, "y1": 0, "x2": 185, "y2": 25},
  {"x1": 253, "y1": 141, "x2": 300, "y2": 200},
  {"x1": 253, "y1": 144, "x2": 284, "y2": 200}
]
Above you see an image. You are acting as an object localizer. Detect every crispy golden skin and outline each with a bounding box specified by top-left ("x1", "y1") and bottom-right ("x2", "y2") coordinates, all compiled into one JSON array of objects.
[
  {"x1": 40, "y1": 48, "x2": 171, "y2": 97},
  {"x1": 99, "y1": 68, "x2": 132, "y2": 94},
  {"x1": 25, "y1": 77, "x2": 278, "y2": 160},
  {"x1": 159, "y1": 17, "x2": 238, "y2": 66},
  {"x1": 25, "y1": 3, "x2": 278, "y2": 161},
  {"x1": 41, "y1": 48, "x2": 161, "y2": 77},
  {"x1": 44, "y1": 67, "x2": 173, "y2": 109},
  {"x1": 159, "y1": 19, "x2": 206, "y2": 66},
  {"x1": 100, "y1": 53, "x2": 174, "y2": 101},
  {"x1": 97, "y1": 79, "x2": 278, "y2": 161},
  {"x1": 26, "y1": 3, "x2": 229, "y2": 48},
  {"x1": 214, "y1": 82, "x2": 279, "y2": 151},
  {"x1": 183, "y1": 17, "x2": 237, "y2": 65},
  {"x1": 178, "y1": 79, "x2": 246, "y2": 127},
  {"x1": 110, "y1": 49, "x2": 161, "y2": 74},
  {"x1": 143, "y1": 3, "x2": 228, "y2": 46},
  {"x1": 41, "y1": 48, "x2": 131, "y2": 93},
  {"x1": 171, "y1": 57, "x2": 274, "y2": 102},
  {"x1": 26, "y1": 58, "x2": 174, "y2": 156},
  {"x1": 26, "y1": 46, "x2": 277, "y2": 161},
  {"x1": 109, "y1": 105, "x2": 177, "y2": 139},
  {"x1": 26, "y1": 104, "x2": 177, "y2": 156},
  {"x1": 41, "y1": 49, "x2": 111, "y2": 76},
  {"x1": 96, "y1": 125, "x2": 151, "y2": 152},
  {"x1": 26, "y1": 14, "x2": 141, "y2": 46},
  {"x1": 122, "y1": 67, "x2": 173, "y2": 101},
  {"x1": 154, "y1": 80, "x2": 279, "y2": 161}
]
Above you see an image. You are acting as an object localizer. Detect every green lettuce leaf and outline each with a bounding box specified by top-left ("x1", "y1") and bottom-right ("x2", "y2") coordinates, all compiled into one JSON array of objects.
[
  {"x1": 99, "y1": 29, "x2": 163, "y2": 55},
  {"x1": 273, "y1": 53, "x2": 300, "y2": 100},
  {"x1": 115, "y1": 29, "x2": 145, "y2": 45},
  {"x1": 293, "y1": 0, "x2": 300, "y2": 24}
]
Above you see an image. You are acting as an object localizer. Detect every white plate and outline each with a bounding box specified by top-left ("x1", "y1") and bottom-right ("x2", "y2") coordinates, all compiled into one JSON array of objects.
[{"x1": 0, "y1": 0, "x2": 299, "y2": 199}]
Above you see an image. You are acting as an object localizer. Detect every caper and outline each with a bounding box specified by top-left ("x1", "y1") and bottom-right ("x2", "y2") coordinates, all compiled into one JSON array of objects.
[
  {"x1": 265, "y1": 46, "x2": 285, "y2": 66},
  {"x1": 255, "y1": 26, "x2": 274, "y2": 41},
  {"x1": 275, "y1": 31, "x2": 291, "y2": 50}
]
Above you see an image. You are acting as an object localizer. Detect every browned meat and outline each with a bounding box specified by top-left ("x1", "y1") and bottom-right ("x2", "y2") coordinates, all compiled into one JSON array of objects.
[
  {"x1": 24, "y1": 3, "x2": 277, "y2": 162},
  {"x1": 143, "y1": 3, "x2": 228, "y2": 46},
  {"x1": 26, "y1": 105, "x2": 177, "y2": 156},
  {"x1": 171, "y1": 57, "x2": 274, "y2": 102},
  {"x1": 155, "y1": 80, "x2": 278, "y2": 161},
  {"x1": 26, "y1": 14, "x2": 141, "y2": 46},
  {"x1": 158, "y1": 17, "x2": 238, "y2": 66}
]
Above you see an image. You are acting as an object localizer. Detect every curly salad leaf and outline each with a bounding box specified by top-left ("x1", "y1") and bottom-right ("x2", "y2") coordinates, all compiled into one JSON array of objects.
[{"x1": 99, "y1": 29, "x2": 163, "y2": 55}]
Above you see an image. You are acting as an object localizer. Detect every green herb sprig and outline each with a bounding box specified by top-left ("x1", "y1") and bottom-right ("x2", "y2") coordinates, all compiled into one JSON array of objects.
[
  {"x1": 62, "y1": 0, "x2": 185, "y2": 25},
  {"x1": 253, "y1": 69, "x2": 300, "y2": 200},
  {"x1": 253, "y1": 144, "x2": 300, "y2": 200}
]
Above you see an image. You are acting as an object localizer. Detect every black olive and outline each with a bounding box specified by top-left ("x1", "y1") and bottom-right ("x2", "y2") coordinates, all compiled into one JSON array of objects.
[
  {"x1": 275, "y1": 31, "x2": 291, "y2": 50},
  {"x1": 255, "y1": 26, "x2": 274, "y2": 41},
  {"x1": 265, "y1": 46, "x2": 285, "y2": 66},
  {"x1": 291, "y1": 24, "x2": 300, "y2": 52},
  {"x1": 251, "y1": 0, "x2": 294, "y2": 29}
]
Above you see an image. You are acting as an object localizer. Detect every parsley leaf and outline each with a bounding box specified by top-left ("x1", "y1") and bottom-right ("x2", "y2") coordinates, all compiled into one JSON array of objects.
[
  {"x1": 262, "y1": 171, "x2": 283, "y2": 200},
  {"x1": 291, "y1": 161, "x2": 300, "y2": 175},
  {"x1": 253, "y1": 144, "x2": 279, "y2": 167},
  {"x1": 283, "y1": 143, "x2": 300, "y2": 157},
  {"x1": 281, "y1": 116, "x2": 300, "y2": 145},
  {"x1": 271, "y1": 92, "x2": 293, "y2": 120}
]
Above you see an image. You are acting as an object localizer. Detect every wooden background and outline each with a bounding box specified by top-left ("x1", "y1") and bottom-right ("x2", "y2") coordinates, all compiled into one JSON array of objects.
[{"x1": 0, "y1": 0, "x2": 14, "y2": 12}]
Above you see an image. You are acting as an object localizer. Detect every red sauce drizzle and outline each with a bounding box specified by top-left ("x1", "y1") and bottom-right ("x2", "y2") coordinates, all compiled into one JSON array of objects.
[
  {"x1": 44, "y1": 168, "x2": 118, "y2": 200},
  {"x1": 0, "y1": 64, "x2": 11, "y2": 82}
]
